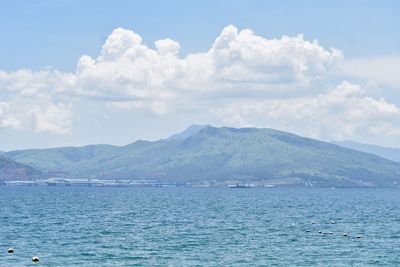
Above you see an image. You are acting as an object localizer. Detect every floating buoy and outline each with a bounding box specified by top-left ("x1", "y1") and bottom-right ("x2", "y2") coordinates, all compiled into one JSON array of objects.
[
  {"x1": 329, "y1": 232, "x2": 333, "y2": 234},
  {"x1": 32, "y1": 256, "x2": 40, "y2": 262},
  {"x1": 342, "y1": 233, "x2": 348, "y2": 237},
  {"x1": 331, "y1": 221, "x2": 336, "y2": 224},
  {"x1": 356, "y1": 235, "x2": 362, "y2": 239},
  {"x1": 7, "y1": 248, "x2": 14, "y2": 254},
  {"x1": 306, "y1": 229, "x2": 310, "y2": 232},
  {"x1": 318, "y1": 230, "x2": 322, "y2": 233}
]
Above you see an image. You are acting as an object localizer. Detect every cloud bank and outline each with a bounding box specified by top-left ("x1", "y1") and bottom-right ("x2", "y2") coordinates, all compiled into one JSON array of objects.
[
  {"x1": 213, "y1": 81, "x2": 400, "y2": 140},
  {"x1": 0, "y1": 25, "x2": 399, "y2": 143}
]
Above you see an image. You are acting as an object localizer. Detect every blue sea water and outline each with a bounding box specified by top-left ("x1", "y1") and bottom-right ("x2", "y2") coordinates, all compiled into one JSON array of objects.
[{"x1": 0, "y1": 187, "x2": 399, "y2": 266}]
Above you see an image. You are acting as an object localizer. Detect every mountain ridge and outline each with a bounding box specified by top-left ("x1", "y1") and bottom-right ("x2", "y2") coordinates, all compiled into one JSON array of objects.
[
  {"x1": 165, "y1": 124, "x2": 209, "y2": 141},
  {"x1": 6, "y1": 125, "x2": 400, "y2": 187}
]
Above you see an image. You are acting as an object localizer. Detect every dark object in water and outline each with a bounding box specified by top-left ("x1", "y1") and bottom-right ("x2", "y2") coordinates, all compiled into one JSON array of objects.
[
  {"x1": 8, "y1": 248, "x2": 14, "y2": 254},
  {"x1": 342, "y1": 233, "x2": 348, "y2": 237},
  {"x1": 32, "y1": 256, "x2": 40, "y2": 262}
]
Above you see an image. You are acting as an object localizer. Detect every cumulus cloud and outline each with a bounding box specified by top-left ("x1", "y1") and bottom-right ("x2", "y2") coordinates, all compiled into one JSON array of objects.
[
  {"x1": 209, "y1": 25, "x2": 341, "y2": 86},
  {"x1": 100, "y1": 28, "x2": 143, "y2": 61},
  {"x1": 75, "y1": 25, "x2": 342, "y2": 110},
  {"x1": 0, "y1": 98, "x2": 72, "y2": 134},
  {"x1": 0, "y1": 25, "x2": 399, "y2": 144},
  {"x1": 155, "y1": 38, "x2": 181, "y2": 55},
  {"x1": 0, "y1": 69, "x2": 73, "y2": 134},
  {"x1": 212, "y1": 81, "x2": 400, "y2": 140}
]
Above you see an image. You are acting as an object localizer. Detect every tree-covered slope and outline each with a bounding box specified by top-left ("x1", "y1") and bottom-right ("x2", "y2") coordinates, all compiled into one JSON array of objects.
[
  {"x1": 6, "y1": 144, "x2": 117, "y2": 173},
  {"x1": 7, "y1": 126, "x2": 400, "y2": 187},
  {"x1": 0, "y1": 155, "x2": 41, "y2": 180}
]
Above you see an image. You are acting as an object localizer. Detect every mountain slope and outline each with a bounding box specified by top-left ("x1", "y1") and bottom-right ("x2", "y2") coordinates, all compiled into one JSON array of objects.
[
  {"x1": 7, "y1": 126, "x2": 400, "y2": 187},
  {"x1": 6, "y1": 144, "x2": 117, "y2": 174},
  {"x1": 0, "y1": 155, "x2": 41, "y2": 180},
  {"x1": 165, "y1": 124, "x2": 209, "y2": 141},
  {"x1": 333, "y1": 140, "x2": 400, "y2": 163}
]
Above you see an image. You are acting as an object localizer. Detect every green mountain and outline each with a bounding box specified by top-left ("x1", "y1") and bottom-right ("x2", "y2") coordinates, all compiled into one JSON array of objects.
[
  {"x1": 6, "y1": 126, "x2": 400, "y2": 187},
  {"x1": 0, "y1": 155, "x2": 41, "y2": 180}
]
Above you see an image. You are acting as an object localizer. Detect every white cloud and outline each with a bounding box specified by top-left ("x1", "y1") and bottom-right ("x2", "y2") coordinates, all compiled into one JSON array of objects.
[
  {"x1": 0, "y1": 69, "x2": 73, "y2": 134},
  {"x1": 339, "y1": 55, "x2": 400, "y2": 89},
  {"x1": 0, "y1": 25, "x2": 399, "y2": 145},
  {"x1": 31, "y1": 102, "x2": 72, "y2": 134},
  {"x1": 100, "y1": 28, "x2": 143, "y2": 61},
  {"x1": 155, "y1": 38, "x2": 181, "y2": 56},
  {"x1": 212, "y1": 81, "x2": 400, "y2": 140},
  {"x1": 209, "y1": 25, "x2": 341, "y2": 86},
  {"x1": 0, "y1": 97, "x2": 72, "y2": 134},
  {"x1": 73, "y1": 25, "x2": 342, "y2": 111}
]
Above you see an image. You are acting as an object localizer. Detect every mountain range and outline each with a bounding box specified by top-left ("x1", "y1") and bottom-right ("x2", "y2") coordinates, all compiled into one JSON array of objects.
[{"x1": 3, "y1": 125, "x2": 400, "y2": 187}]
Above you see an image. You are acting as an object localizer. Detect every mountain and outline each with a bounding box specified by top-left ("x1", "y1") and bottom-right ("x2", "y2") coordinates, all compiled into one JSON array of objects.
[
  {"x1": 6, "y1": 144, "x2": 117, "y2": 175},
  {"x1": 6, "y1": 126, "x2": 400, "y2": 187},
  {"x1": 0, "y1": 155, "x2": 41, "y2": 180},
  {"x1": 333, "y1": 140, "x2": 400, "y2": 163},
  {"x1": 165, "y1": 124, "x2": 209, "y2": 141}
]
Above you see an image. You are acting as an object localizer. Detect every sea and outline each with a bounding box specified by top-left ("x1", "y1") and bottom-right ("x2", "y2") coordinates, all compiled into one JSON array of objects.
[{"x1": 0, "y1": 187, "x2": 399, "y2": 266}]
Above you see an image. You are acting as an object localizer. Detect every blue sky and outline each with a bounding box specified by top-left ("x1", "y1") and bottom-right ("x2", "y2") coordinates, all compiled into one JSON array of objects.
[
  {"x1": 1, "y1": 0, "x2": 399, "y2": 71},
  {"x1": 0, "y1": 0, "x2": 399, "y2": 150}
]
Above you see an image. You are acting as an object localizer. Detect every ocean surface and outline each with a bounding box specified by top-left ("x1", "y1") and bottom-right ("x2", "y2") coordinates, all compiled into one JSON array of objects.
[{"x1": 0, "y1": 187, "x2": 399, "y2": 266}]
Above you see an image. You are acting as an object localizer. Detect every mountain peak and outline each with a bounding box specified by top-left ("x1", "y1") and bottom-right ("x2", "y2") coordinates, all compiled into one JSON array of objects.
[{"x1": 165, "y1": 124, "x2": 211, "y2": 141}]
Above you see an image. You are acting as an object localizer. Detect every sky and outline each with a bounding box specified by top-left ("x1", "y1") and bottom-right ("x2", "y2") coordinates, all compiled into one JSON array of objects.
[{"x1": 0, "y1": 0, "x2": 399, "y2": 150}]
